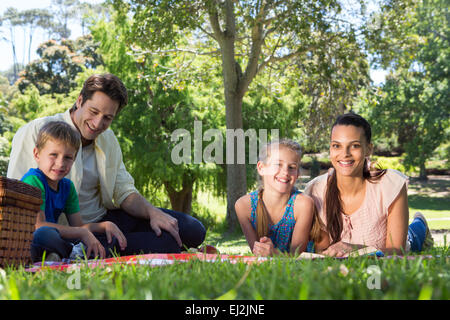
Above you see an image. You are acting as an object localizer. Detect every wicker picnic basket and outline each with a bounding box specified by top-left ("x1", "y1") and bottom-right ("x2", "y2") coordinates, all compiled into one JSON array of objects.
[{"x1": 0, "y1": 176, "x2": 42, "y2": 267}]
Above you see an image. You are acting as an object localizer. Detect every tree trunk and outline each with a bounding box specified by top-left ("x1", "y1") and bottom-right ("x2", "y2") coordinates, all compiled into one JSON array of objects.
[
  {"x1": 28, "y1": 31, "x2": 33, "y2": 65},
  {"x1": 163, "y1": 171, "x2": 195, "y2": 214},
  {"x1": 219, "y1": 2, "x2": 248, "y2": 232},
  {"x1": 418, "y1": 161, "x2": 428, "y2": 181},
  {"x1": 223, "y1": 75, "x2": 247, "y2": 231},
  {"x1": 9, "y1": 27, "x2": 18, "y2": 81},
  {"x1": 224, "y1": 92, "x2": 247, "y2": 232},
  {"x1": 164, "y1": 181, "x2": 194, "y2": 214},
  {"x1": 208, "y1": 0, "x2": 264, "y2": 231}
]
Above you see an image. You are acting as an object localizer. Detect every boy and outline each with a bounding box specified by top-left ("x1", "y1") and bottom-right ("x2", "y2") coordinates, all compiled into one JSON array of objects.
[{"x1": 21, "y1": 121, "x2": 126, "y2": 262}]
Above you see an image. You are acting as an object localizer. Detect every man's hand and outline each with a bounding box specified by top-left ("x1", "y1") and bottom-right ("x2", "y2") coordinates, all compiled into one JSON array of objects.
[
  {"x1": 120, "y1": 192, "x2": 182, "y2": 248},
  {"x1": 102, "y1": 221, "x2": 127, "y2": 251},
  {"x1": 148, "y1": 207, "x2": 182, "y2": 247},
  {"x1": 80, "y1": 228, "x2": 106, "y2": 259}
]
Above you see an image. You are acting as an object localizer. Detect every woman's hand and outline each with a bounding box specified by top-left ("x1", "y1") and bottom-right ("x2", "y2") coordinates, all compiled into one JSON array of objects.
[
  {"x1": 321, "y1": 241, "x2": 356, "y2": 257},
  {"x1": 252, "y1": 237, "x2": 277, "y2": 256}
]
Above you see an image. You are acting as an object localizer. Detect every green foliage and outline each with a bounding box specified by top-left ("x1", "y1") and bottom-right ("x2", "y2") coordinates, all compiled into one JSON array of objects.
[
  {"x1": 117, "y1": 0, "x2": 371, "y2": 146},
  {"x1": 0, "y1": 136, "x2": 9, "y2": 176},
  {"x1": 364, "y1": 0, "x2": 449, "y2": 178},
  {"x1": 89, "y1": 8, "x2": 226, "y2": 211},
  {"x1": 372, "y1": 156, "x2": 408, "y2": 174},
  {"x1": 8, "y1": 84, "x2": 76, "y2": 121},
  {"x1": 242, "y1": 90, "x2": 299, "y2": 188},
  {"x1": 377, "y1": 76, "x2": 448, "y2": 175},
  {"x1": 16, "y1": 35, "x2": 103, "y2": 95}
]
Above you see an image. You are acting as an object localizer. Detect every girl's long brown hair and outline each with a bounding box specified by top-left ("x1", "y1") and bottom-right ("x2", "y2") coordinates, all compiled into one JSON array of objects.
[
  {"x1": 256, "y1": 188, "x2": 270, "y2": 239},
  {"x1": 325, "y1": 113, "x2": 387, "y2": 244}
]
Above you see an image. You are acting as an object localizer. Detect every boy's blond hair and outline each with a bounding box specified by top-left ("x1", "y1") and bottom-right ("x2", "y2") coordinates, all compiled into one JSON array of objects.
[{"x1": 36, "y1": 121, "x2": 81, "y2": 153}]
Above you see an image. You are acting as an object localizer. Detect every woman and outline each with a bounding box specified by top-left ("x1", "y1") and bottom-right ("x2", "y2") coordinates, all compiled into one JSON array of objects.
[{"x1": 305, "y1": 113, "x2": 433, "y2": 257}]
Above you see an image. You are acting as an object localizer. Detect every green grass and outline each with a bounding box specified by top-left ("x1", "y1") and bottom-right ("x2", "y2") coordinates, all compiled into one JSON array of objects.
[
  {"x1": 0, "y1": 247, "x2": 448, "y2": 299},
  {"x1": 408, "y1": 195, "x2": 449, "y2": 212},
  {"x1": 0, "y1": 176, "x2": 447, "y2": 300},
  {"x1": 0, "y1": 226, "x2": 448, "y2": 300},
  {"x1": 407, "y1": 177, "x2": 450, "y2": 230},
  {"x1": 408, "y1": 194, "x2": 450, "y2": 229}
]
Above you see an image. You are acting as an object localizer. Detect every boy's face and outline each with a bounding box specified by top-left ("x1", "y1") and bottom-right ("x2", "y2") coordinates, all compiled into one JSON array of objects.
[{"x1": 33, "y1": 139, "x2": 77, "y2": 190}]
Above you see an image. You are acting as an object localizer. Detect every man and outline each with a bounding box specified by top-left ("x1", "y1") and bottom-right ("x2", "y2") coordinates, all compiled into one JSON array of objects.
[{"x1": 8, "y1": 73, "x2": 206, "y2": 255}]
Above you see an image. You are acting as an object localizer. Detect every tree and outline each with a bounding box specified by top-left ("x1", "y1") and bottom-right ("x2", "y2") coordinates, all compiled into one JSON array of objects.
[
  {"x1": 16, "y1": 35, "x2": 103, "y2": 95},
  {"x1": 373, "y1": 74, "x2": 448, "y2": 179},
  {"x1": 115, "y1": 0, "x2": 371, "y2": 230},
  {"x1": 1, "y1": 8, "x2": 22, "y2": 81},
  {"x1": 0, "y1": 7, "x2": 65, "y2": 82},
  {"x1": 76, "y1": 1, "x2": 112, "y2": 36},
  {"x1": 50, "y1": 0, "x2": 80, "y2": 39},
  {"x1": 89, "y1": 10, "x2": 225, "y2": 214},
  {"x1": 365, "y1": 0, "x2": 449, "y2": 180},
  {"x1": 19, "y1": 9, "x2": 53, "y2": 65}
]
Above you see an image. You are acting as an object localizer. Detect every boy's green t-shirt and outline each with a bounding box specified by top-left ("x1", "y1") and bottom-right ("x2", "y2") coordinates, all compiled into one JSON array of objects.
[{"x1": 22, "y1": 174, "x2": 80, "y2": 215}]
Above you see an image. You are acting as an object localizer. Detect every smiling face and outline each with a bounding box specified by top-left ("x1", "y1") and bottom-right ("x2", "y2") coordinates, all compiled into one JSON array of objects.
[
  {"x1": 257, "y1": 144, "x2": 300, "y2": 194},
  {"x1": 34, "y1": 139, "x2": 77, "y2": 190},
  {"x1": 71, "y1": 91, "x2": 119, "y2": 144},
  {"x1": 330, "y1": 124, "x2": 373, "y2": 178}
]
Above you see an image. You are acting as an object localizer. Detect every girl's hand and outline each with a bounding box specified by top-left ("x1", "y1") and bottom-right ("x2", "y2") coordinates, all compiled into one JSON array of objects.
[
  {"x1": 80, "y1": 229, "x2": 106, "y2": 259},
  {"x1": 322, "y1": 241, "x2": 355, "y2": 257},
  {"x1": 253, "y1": 237, "x2": 276, "y2": 256},
  {"x1": 102, "y1": 221, "x2": 127, "y2": 251}
]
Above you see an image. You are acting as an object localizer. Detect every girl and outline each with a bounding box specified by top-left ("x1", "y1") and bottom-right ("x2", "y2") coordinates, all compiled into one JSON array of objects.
[
  {"x1": 235, "y1": 139, "x2": 328, "y2": 256},
  {"x1": 305, "y1": 113, "x2": 434, "y2": 257}
]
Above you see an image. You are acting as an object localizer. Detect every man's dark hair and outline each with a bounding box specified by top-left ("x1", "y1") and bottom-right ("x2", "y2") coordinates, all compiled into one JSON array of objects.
[{"x1": 73, "y1": 73, "x2": 128, "y2": 112}]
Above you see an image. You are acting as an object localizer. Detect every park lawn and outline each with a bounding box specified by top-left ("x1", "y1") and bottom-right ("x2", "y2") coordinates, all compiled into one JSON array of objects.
[
  {"x1": 1, "y1": 227, "x2": 448, "y2": 300},
  {"x1": 408, "y1": 193, "x2": 450, "y2": 229},
  {"x1": 1, "y1": 177, "x2": 447, "y2": 301},
  {"x1": 0, "y1": 247, "x2": 448, "y2": 300},
  {"x1": 409, "y1": 213, "x2": 450, "y2": 230}
]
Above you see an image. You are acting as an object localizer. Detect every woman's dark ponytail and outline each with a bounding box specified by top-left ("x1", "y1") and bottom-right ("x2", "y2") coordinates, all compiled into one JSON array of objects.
[{"x1": 325, "y1": 169, "x2": 343, "y2": 244}]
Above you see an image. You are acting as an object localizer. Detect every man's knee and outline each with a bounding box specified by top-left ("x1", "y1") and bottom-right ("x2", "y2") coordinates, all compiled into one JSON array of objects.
[
  {"x1": 180, "y1": 217, "x2": 206, "y2": 248},
  {"x1": 158, "y1": 231, "x2": 183, "y2": 253},
  {"x1": 32, "y1": 226, "x2": 61, "y2": 246}
]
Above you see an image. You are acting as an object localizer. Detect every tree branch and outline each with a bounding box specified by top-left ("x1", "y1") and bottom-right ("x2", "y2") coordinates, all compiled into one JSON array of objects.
[
  {"x1": 238, "y1": 4, "x2": 266, "y2": 97},
  {"x1": 258, "y1": 46, "x2": 311, "y2": 72},
  {"x1": 206, "y1": 1, "x2": 224, "y2": 43},
  {"x1": 197, "y1": 24, "x2": 218, "y2": 41}
]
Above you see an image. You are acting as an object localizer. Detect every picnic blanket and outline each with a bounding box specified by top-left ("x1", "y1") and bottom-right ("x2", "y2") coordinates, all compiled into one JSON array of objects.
[
  {"x1": 25, "y1": 253, "x2": 270, "y2": 272},
  {"x1": 24, "y1": 251, "x2": 443, "y2": 273}
]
